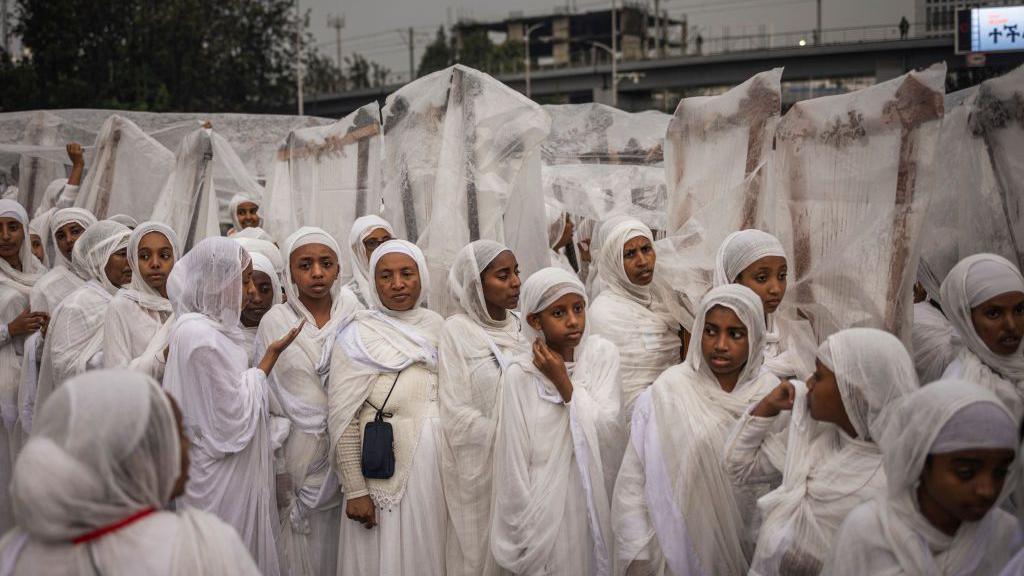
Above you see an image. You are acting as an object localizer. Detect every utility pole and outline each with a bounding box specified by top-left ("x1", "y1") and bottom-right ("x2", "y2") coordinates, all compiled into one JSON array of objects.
[
  {"x1": 815, "y1": 0, "x2": 822, "y2": 45},
  {"x1": 328, "y1": 14, "x2": 345, "y2": 69},
  {"x1": 408, "y1": 27, "x2": 415, "y2": 82},
  {"x1": 524, "y1": 22, "x2": 544, "y2": 98},
  {"x1": 611, "y1": 0, "x2": 618, "y2": 107},
  {"x1": 1, "y1": 0, "x2": 8, "y2": 55},
  {"x1": 653, "y1": 0, "x2": 661, "y2": 57},
  {"x1": 296, "y1": 0, "x2": 304, "y2": 115}
]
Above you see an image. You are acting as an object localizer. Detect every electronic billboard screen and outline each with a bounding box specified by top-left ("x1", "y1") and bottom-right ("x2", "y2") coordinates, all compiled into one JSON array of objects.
[{"x1": 957, "y1": 5, "x2": 1024, "y2": 54}]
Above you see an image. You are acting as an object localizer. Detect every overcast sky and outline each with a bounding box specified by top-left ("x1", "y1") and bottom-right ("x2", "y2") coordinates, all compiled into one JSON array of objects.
[{"x1": 303, "y1": 0, "x2": 916, "y2": 78}]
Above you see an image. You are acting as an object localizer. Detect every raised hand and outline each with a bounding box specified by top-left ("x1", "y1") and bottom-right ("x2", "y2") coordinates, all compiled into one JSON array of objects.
[
  {"x1": 8, "y1": 308, "x2": 48, "y2": 337},
  {"x1": 532, "y1": 338, "x2": 574, "y2": 403},
  {"x1": 752, "y1": 379, "x2": 797, "y2": 418}
]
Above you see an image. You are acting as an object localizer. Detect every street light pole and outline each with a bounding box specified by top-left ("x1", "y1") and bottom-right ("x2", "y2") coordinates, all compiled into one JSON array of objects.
[
  {"x1": 524, "y1": 22, "x2": 544, "y2": 98},
  {"x1": 610, "y1": 0, "x2": 618, "y2": 107},
  {"x1": 296, "y1": 0, "x2": 304, "y2": 115}
]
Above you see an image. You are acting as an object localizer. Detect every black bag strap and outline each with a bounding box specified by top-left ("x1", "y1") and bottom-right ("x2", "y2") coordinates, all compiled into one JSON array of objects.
[{"x1": 364, "y1": 370, "x2": 401, "y2": 422}]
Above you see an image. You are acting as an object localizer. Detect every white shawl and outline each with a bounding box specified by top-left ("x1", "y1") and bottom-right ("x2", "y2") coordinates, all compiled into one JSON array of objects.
[{"x1": 29, "y1": 207, "x2": 97, "y2": 314}]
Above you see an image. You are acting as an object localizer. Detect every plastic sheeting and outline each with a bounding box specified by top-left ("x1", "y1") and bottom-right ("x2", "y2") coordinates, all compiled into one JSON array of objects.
[
  {"x1": 542, "y1": 104, "x2": 670, "y2": 232},
  {"x1": 262, "y1": 103, "x2": 382, "y2": 267},
  {"x1": 918, "y1": 65, "x2": 1024, "y2": 302},
  {"x1": 74, "y1": 115, "x2": 175, "y2": 221},
  {"x1": 151, "y1": 127, "x2": 264, "y2": 250},
  {"x1": 767, "y1": 64, "x2": 945, "y2": 344},
  {"x1": 380, "y1": 64, "x2": 551, "y2": 314}
]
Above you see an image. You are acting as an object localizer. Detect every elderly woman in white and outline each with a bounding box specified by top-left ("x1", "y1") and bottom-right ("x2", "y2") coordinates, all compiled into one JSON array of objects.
[
  {"x1": 0, "y1": 369, "x2": 260, "y2": 575},
  {"x1": 439, "y1": 240, "x2": 525, "y2": 576},
  {"x1": 723, "y1": 327, "x2": 918, "y2": 575},
  {"x1": 256, "y1": 226, "x2": 360, "y2": 576},
  {"x1": 327, "y1": 239, "x2": 446, "y2": 576}
]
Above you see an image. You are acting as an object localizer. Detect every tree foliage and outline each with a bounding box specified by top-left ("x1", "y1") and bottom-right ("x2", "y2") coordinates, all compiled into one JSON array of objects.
[{"x1": 417, "y1": 26, "x2": 453, "y2": 77}]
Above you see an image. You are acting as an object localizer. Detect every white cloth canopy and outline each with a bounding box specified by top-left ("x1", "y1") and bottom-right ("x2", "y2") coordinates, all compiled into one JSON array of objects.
[
  {"x1": 723, "y1": 327, "x2": 918, "y2": 575},
  {"x1": 35, "y1": 220, "x2": 130, "y2": 416},
  {"x1": 713, "y1": 228, "x2": 816, "y2": 379},
  {"x1": 939, "y1": 253, "x2": 1024, "y2": 420},
  {"x1": 490, "y1": 267, "x2": 623, "y2": 576},
  {"x1": 255, "y1": 227, "x2": 359, "y2": 576},
  {"x1": 381, "y1": 65, "x2": 551, "y2": 313},
  {"x1": 344, "y1": 215, "x2": 395, "y2": 307},
  {"x1": 162, "y1": 237, "x2": 281, "y2": 576},
  {"x1": 0, "y1": 369, "x2": 259, "y2": 576},
  {"x1": 74, "y1": 115, "x2": 174, "y2": 222},
  {"x1": 326, "y1": 239, "x2": 446, "y2": 576},
  {"x1": 587, "y1": 217, "x2": 683, "y2": 421},
  {"x1": 612, "y1": 283, "x2": 779, "y2": 576},
  {"x1": 262, "y1": 103, "x2": 382, "y2": 248},
  {"x1": 824, "y1": 380, "x2": 1021, "y2": 576},
  {"x1": 29, "y1": 207, "x2": 97, "y2": 314},
  {"x1": 439, "y1": 240, "x2": 526, "y2": 576},
  {"x1": 102, "y1": 222, "x2": 179, "y2": 379}
]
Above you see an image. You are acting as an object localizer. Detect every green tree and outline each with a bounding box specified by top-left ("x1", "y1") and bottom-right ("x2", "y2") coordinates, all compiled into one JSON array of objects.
[{"x1": 417, "y1": 26, "x2": 452, "y2": 77}]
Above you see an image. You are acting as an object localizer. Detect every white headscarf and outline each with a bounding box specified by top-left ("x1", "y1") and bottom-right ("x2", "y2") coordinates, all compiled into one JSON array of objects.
[
  {"x1": 346, "y1": 215, "x2": 395, "y2": 306},
  {"x1": 27, "y1": 208, "x2": 53, "y2": 269},
  {"x1": 49, "y1": 208, "x2": 97, "y2": 270},
  {"x1": 519, "y1": 266, "x2": 588, "y2": 345},
  {"x1": 108, "y1": 214, "x2": 138, "y2": 228},
  {"x1": 875, "y1": 379, "x2": 1019, "y2": 575},
  {"x1": 366, "y1": 239, "x2": 430, "y2": 315},
  {"x1": 166, "y1": 237, "x2": 251, "y2": 337},
  {"x1": 229, "y1": 194, "x2": 260, "y2": 231},
  {"x1": 0, "y1": 200, "x2": 46, "y2": 295},
  {"x1": 119, "y1": 222, "x2": 180, "y2": 314},
  {"x1": 11, "y1": 369, "x2": 179, "y2": 541},
  {"x1": 448, "y1": 240, "x2": 514, "y2": 328},
  {"x1": 233, "y1": 237, "x2": 284, "y2": 277},
  {"x1": 596, "y1": 216, "x2": 655, "y2": 304},
  {"x1": 281, "y1": 227, "x2": 348, "y2": 323},
  {"x1": 713, "y1": 229, "x2": 787, "y2": 287},
  {"x1": 70, "y1": 220, "x2": 131, "y2": 296},
  {"x1": 249, "y1": 252, "x2": 282, "y2": 307},
  {"x1": 230, "y1": 226, "x2": 273, "y2": 242}
]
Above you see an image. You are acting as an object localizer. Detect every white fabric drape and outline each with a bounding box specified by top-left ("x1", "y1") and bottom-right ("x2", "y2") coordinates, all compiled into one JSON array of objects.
[
  {"x1": 490, "y1": 267, "x2": 623, "y2": 576},
  {"x1": 912, "y1": 300, "x2": 955, "y2": 385},
  {"x1": 29, "y1": 208, "x2": 96, "y2": 314},
  {"x1": 35, "y1": 220, "x2": 130, "y2": 415},
  {"x1": 612, "y1": 284, "x2": 779, "y2": 576},
  {"x1": 0, "y1": 199, "x2": 45, "y2": 534},
  {"x1": 713, "y1": 228, "x2": 815, "y2": 379},
  {"x1": 939, "y1": 254, "x2": 1024, "y2": 420},
  {"x1": 0, "y1": 369, "x2": 258, "y2": 576},
  {"x1": 255, "y1": 227, "x2": 359, "y2": 576},
  {"x1": 723, "y1": 327, "x2": 918, "y2": 575},
  {"x1": 162, "y1": 237, "x2": 281, "y2": 576},
  {"x1": 439, "y1": 240, "x2": 526, "y2": 576},
  {"x1": 588, "y1": 217, "x2": 682, "y2": 421},
  {"x1": 325, "y1": 239, "x2": 446, "y2": 576},
  {"x1": 824, "y1": 380, "x2": 1021, "y2": 576},
  {"x1": 103, "y1": 222, "x2": 179, "y2": 378},
  {"x1": 345, "y1": 215, "x2": 395, "y2": 308}
]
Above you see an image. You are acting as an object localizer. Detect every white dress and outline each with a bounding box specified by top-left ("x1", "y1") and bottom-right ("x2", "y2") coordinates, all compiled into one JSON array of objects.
[{"x1": 102, "y1": 294, "x2": 171, "y2": 375}]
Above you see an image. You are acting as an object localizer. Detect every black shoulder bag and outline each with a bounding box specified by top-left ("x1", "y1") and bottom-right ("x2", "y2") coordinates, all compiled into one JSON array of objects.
[{"x1": 361, "y1": 371, "x2": 401, "y2": 480}]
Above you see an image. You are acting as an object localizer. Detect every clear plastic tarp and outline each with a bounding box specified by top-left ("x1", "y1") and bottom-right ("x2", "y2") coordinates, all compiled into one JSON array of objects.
[
  {"x1": 767, "y1": 64, "x2": 946, "y2": 344},
  {"x1": 918, "y1": 64, "x2": 1024, "y2": 301},
  {"x1": 262, "y1": 103, "x2": 383, "y2": 266},
  {"x1": 541, "y1": 104, "x2": 670, "y2": 231},
  {"x1": 380, "y1": 64, "x2": 551, "y2": 314},
  {"x1": 74, "y1": 115, "x2": 175, "y2": 221}
]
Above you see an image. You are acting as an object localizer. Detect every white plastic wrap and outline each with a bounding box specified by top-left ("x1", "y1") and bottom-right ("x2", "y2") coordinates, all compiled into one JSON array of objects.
[
  {"x1": 380, "y1": 64, "x2": 551, "y2": 313},
  {"x1": 541, "y1": 104, "x2": 670, "y2": 231},
  {"x1": 919, "y1": 65, "x2": 1024, "y2": 301},
  {"x1": 74, "y1": 115, "x2": 175, "y2": 221},
  {"x1": 263, "y1": 103, "x2": 382, "y2": 252},
  {"x1": 767, "y1": 64, "x2": 945, "y2": 344}
]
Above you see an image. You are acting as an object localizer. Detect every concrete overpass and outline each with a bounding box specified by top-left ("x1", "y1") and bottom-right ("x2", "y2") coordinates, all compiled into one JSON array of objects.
[{"x1": 302, "y1": 36, "x2": 1024, "y2": 117}]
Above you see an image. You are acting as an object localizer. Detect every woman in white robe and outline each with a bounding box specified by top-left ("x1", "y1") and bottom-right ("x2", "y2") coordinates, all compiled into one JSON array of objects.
[
  {"x1": 0, "y1": 200, "x2": 47, "y2": 534},
  {"x1": 439, "y1": 240, "x2": 525, "y2": 576},
  {"x1": 588, "y1": 216, "x2": 683, "y2": 421},
  {"x1": 612, "y1": 284, "x2": 780, "y2": 576},
  {"x1": 714, "y1": 229, "x2": 815, "y2": 380},
  {"x1": 327, "y1": 239, "x2": 446, "y2": 576},
  {"x1": 938, "y1": 254, "x2": 1024, "y2": 420},
  {"x1": 162, "y1": 237, "x2": 303, "y2": 576},
  {"x1": 255, "y1": 227, "x2": 360, "y2": 576},
  {"x1": 29, "y1": 207, "x2": 97, "y2": 314},
  {"x1": 723, "y1": 327, "x2": 918, "y2": 575},
  {"x1": 26, "y1": 209, "x2": 51, "y2": 268},
  {"x1": 345, "y1": 215, "x2": 395, "y2": 308},
  {"x1": 490, "y1": 267, "x2": 623, "y2": 576},
  {"x1": 102, "y1": 222, "x2": 180, "y2": 380},
  {"x1": 240, "y1": 253, "x2": 282, "y2": 365},
  {"x1": 35, "y1": 220, "x2": 131, "y2": 414},
  {"x1": 227, "y1": 194, "x2": 262, "y2": 236},
  {"x1": 546, "y1": 203, "x2": 576, "y2": 274},
  {"x1": 0, "y1": 369, "x2": 259, "y2": 575},
  {"x1": 825, "y1": 379, "x2": 1021, "y2": 575}
]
